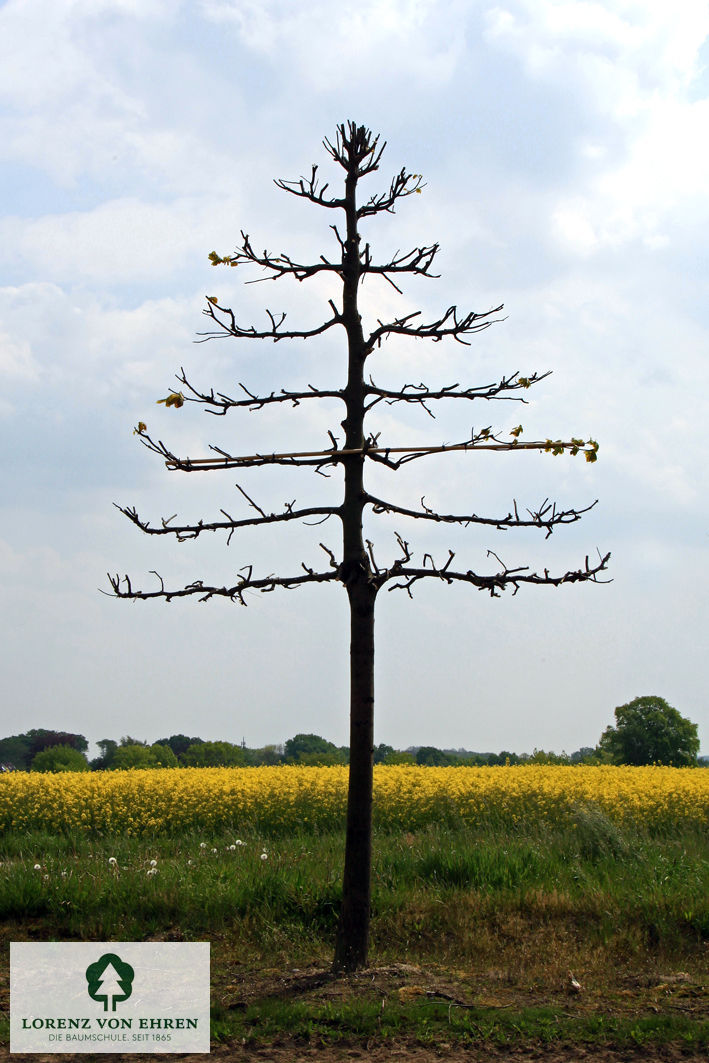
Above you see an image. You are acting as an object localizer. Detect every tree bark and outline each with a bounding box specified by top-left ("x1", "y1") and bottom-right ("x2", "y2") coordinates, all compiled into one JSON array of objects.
[
  {"x1": 333, "y1": 140, "x2": 376, "y2": 972},
  {"x1": 333, "y1": 579, "x2": 376, "y2": 971}
]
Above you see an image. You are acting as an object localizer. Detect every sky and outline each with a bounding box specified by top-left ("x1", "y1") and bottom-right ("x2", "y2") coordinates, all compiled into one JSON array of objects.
[{"x1": 1, "y1": 0, "x2": 708, "y2": 757}]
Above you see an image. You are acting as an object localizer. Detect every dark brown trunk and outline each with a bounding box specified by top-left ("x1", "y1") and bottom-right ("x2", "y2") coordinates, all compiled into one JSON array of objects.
[
  {"x1": 333, "y1": 143, "x2": 376, "y2": 972},
  {"x1": 333, "y1": 580, "x2": 376, "y2": 971}
]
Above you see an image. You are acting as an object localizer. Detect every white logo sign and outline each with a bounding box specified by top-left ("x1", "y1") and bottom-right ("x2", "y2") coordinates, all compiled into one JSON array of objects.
[{"x1": 11, "y1": 942, "x2": 210, "y2": 1053}]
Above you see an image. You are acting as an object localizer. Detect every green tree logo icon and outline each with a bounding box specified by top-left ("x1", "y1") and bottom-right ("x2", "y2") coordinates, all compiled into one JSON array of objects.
[{"x1": 85, "y1": 953, "x2": 134, "y2": 1011}]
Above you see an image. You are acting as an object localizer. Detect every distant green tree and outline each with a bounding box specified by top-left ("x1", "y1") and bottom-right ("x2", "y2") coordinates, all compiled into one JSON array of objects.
[
  {"x1": 373, "y1": 743, "x2": 395, "y2": 764},
  {"x1": 181, "y1": 741, "x2": 246, "y2": 767},
  {"x1": 570, "y1": 746, "x2": 597, "y2": 764},
  {"x1": 91, "y1": 739, "x2": 118, "y2": 770},
  {"x1": 284, "y1": 734, "x2": 339, "y2": 762},
  {"x1": 150, "y1": 743, "x2": 178, "y2": 767},
  {"x1": 31, "y1": 745, "x2": 89, "y2": 773},
  {"x1": 0, "y1": 730, "x2": 88, "y2": 770},
  {"x1": 528, "y1": 749, "x2": 570, "y2": 765},
  {"x1": 487, "y1": 751, "x2": 521, "y2": 765},
  {"x1": 415, "y1": 746, "x2": 457, "y2": 766},
  {"x1": 120, "y1": 735, "x2": 147, "y2": 747},
  {"x1": 155, "y1": 734, "x2": 204, "y2": 757},
  {"x1": 297, "y1": 750, "x2": 348, "y2": 766},
  {"x1": 0, "y1": 734, "x2": 32, "y2": 770},
  {"x1": 27, "y1": 730, "x2": 88, "y2": 758},
  {"x1": 111, "y1": 743, "x2": 159, "y2": 769},
  {"x1": 244, "y1": 744, "x2": 284, "y2": 766},
  {"x1": 598, "y1": 696, "x2": 699, "y2": 766},
  {"x1": 382, "y1": 751, "x2": 415, "y2": 764}
]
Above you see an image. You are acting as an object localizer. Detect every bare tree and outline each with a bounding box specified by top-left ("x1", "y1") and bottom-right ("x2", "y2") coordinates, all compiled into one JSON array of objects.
[{"x1": 109, "y1": 122, "x2": 609, "y2": 973}]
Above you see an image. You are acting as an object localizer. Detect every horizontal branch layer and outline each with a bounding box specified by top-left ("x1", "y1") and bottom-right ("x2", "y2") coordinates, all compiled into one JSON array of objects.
[
  {"x1": 173, "y1": 370, "x2": 546, "y2": 418},
  {"x1": 106, "y1": 566, "x2": 340, "y2": 605},
  {"x1": 367, "y1": 494, "x2": 598, "y2": 537},
  {"x1": 208, "y1": 232, "x2": 439, "y2": 283},
  {"x1": 106, "y1": 547, "x2": 610, "y2": 604},
  {"x1": 197, "y1": 301, "x2": 341, "y2": 343},
  {"x1": 363, "y1": 371, "x2": 550, "y2": 413},
  {"x1": 367, "y1": 304, "x2": 505, "y2": 348},
  {"x1": 115, "y1": 501, "x2": 339, "y2": 543},
  {"x1": 382, "y1": 549, "x2": 612, "y2": 598},
  {"x1": 177, "y1": 371, "x2": 344, "y2": 415},
  {"x1": 140, "y1": 432, "x2": 599, "y2": 472}
]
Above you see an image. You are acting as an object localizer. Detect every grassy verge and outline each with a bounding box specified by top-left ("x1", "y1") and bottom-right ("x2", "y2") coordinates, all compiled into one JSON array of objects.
[
  {"x1": 0, "y1": 813, "x2": 707, "y2": 1051},
  {"x1": 209, "y1": 994, "x2": 709, "y2": 1051}
]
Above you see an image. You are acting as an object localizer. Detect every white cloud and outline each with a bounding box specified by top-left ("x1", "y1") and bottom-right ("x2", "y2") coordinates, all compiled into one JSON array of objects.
[
  {"x1": 484, "y1": 1, "x2": 709, "y2": 254},
  {"x1": 0, "y1": 0, "x2": 247, "y2": 193},
  {"x1": 1, "y1": 195, "x2": 248, "y2": 285},
  {"x1": 0, "y1": 283, "x2": 195, "y2": 414},
  {"x1": 0, "y1": 332, "x2": 38, "y2": 382},
  {"x1": 485, "y1": 0, "x2": 709, "y2": 99},
  {"x1": 201, "y1": 0, "x2": 465, "y2": 87}
]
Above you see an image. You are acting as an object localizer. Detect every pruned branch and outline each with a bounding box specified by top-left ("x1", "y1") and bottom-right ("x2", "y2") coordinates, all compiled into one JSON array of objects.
[
  {"x1": 130, "y1": 424, "x2": 600, "y2": 473},
  {"x1": 106, "y1": 567, "x2": 340, "y2": 605},
  {"x1": 260, "y1": 120, "x2": 424, "y2": 229},
  {"x1": 364, "y1": 431, "x2": 600, "y2": 470},
  {"x1": 197, "y1": 298, "x2": 341, "y2": 343},
  {"x1": 323, "y1": 121, "x2": 387, "y2": 179},
  {"x1": 274, "y1": 164, "x2": 345, "y2": 210},
  {"x1": 357, "y1": 167, "x2": 426, "y2": 217},
  {"x1": 133, "y1": 428, "x2": 343, "y2": 473},
  {"x1": 210, "y1": 234, "x2": 442, "y2": 291},
  {"x1": 361, "y1": 243, "x2": 439, "y2": 280},
  {"x1": 167, "y1": 368, "x2": 546, "y2": 420},
  {"x1": 363, "y1": 371, "x2": 550, "y2": 413},
  {"x1": 176, "y1": 369, "x2": 344, "y2": 416},
  {"x1": 367, "y1": 304, "x2": 505, "y2": 349},
  {"x1": 208, "y1": 230, "x2": 344, "y2": 282},
  {"x1": 383, "y1": 549, "x2": 611, "y2": 598},
  {"x1": 367, "y1": 494, "x2": 598, "y2": 538},
  {"x1": 114, "y1": 501, "x2": 340, "y2": 543}
]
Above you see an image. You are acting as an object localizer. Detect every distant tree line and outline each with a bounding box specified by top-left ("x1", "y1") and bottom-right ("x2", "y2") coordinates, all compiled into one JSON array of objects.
[{"x1": 0, "y1": 698, "x2": 703, "y2": 773}]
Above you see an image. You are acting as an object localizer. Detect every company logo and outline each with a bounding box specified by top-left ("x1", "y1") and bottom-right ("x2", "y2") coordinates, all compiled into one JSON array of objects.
[
  {"x1": 11, "y1": 941, "x2": 210, "y2": 1053},
  {"x1": 85, "y1": 953, "x2": 135, "y2": 1012}
]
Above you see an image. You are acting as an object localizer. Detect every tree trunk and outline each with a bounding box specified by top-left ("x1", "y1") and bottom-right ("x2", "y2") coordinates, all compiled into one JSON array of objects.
[
  {"x1": 332, "y1": 142, "x2": 376, "y2": 972},
  {"x1": 333, "y1": 580, "x2": 376, "y2": 971}
]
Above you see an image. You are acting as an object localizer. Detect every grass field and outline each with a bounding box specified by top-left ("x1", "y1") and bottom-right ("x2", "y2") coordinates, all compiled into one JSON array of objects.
[{"x1": 0, "y1": 766, "x2": 707, "y2": 1056}]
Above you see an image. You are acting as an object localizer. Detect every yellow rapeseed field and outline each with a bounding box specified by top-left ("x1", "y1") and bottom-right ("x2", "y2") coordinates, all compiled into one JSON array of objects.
[{"x1": 0, "y1": 765, "x2": 706, "y2": 836}]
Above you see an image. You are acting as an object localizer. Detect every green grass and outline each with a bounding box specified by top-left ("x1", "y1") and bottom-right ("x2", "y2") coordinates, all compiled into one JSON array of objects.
[
  {"x1": 209, "y1": 996, "x2": 709, "y2": 1050},
  {"x1": 0, "y1": 819, "x2": 707, "y2": 952},
  {"x1": 0, "y1": 815, "x2": 707, "y2": 1051}
]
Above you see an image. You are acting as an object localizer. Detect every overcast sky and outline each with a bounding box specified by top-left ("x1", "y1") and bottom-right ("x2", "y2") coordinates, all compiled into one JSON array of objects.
[{"x1": 1, "y1": 0, "x2": 708, "y2": 757}]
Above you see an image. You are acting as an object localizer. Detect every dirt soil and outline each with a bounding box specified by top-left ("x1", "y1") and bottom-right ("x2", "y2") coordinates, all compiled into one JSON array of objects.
[
  {"x1": 4, "y1": 1042, "x2": 707, "y2": 1062},
  {"x1": 205, "y1": 1045, "x2": 709, "y2": 1062},
  {"x1": 205, "y1": 961, "x2": 707, "y2": 1062},
  {"x1": 4, "y1": 962, "x2": 707, "y2": 1063}
]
